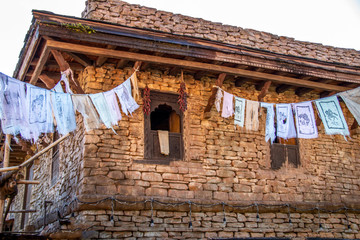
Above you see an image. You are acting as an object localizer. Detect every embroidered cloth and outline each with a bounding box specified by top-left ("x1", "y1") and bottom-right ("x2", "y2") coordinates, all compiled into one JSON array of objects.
[
  {"x1": 245, "y1": 100, "x2": 259, "y2": 131},
  {"x1": 293, "y1": 101, "x2": 318, "y2": 139},
  {"x1": 315, "y1": 96, "x2": 349, "y2": 136},
  {"x1": 221, "y1": 91, "x2": 234, "y2": 118},
  {"x1": 234, "y1": 97, "x2": 246, "y2": 127},
  {"x1": 276, "y1": 103, "x2": 296, "y2": 139},
  {"x1": 261, "y1": 102, "x2": 276, "y2": 143}
]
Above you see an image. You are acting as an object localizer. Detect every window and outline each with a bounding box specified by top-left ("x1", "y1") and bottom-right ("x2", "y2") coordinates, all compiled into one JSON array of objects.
[
  {"x1": 51, "y1": 132, "x2": 60, "y2": 185},
  {"x1": 144, "y1": 91, "x2": 183, "y2": 162},
  {"x1": 270, "y1": 137, "x2": 300, "y2": 170}
]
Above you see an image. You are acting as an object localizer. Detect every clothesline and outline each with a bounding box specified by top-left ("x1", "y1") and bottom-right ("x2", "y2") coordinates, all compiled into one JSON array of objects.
[
  {"x1": 0, "y1": 70, "x2": 140, "y2": 142},
  {"x1": 214, "y1": 86, "x2": 360, "y2": 142}
]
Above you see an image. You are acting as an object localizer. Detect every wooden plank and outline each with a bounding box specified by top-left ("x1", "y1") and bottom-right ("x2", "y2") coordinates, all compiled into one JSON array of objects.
[
  {"x1": 258, "y1": 81, "x2": 272, "y2": 101},
  {"x1": 0, "y1": 166, "x2": 20, "y2": 173},
  {"x1": 96, "y1": 45, "x2": 116, "y2": 67},
  {"x1": 65, "y1": 52, "x2": 92, "y2": 67},
  {"x1": 0, "y1": 135, "x2": 11, "y2": 232},
  {"x1": 46, "y1": 40, "x2": 352, "y2": 92},
  {"x1": 204, "y1": 73, "x2": 226, "y2": 113},
  {"x1": 18, "y1": 26, "x2": 40, "y2": 81},
  {"x1": 17, "y1": 180, "x2": 40, "y2": 185},
  {"x1": 29, "y1": 44, "x2": 50, "y2": 85},
  {"x1": 38, "y1": 74, "x2": 57, "y2": 89}
]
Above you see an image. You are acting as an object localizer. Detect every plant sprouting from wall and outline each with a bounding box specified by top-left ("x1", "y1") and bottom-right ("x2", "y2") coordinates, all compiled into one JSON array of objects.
[{"x1": 61, "y1": 23, "x2": 96, "y2": 34}]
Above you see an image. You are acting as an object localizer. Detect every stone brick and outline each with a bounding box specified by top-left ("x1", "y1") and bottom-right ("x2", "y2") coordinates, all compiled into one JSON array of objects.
[
  {"x1": 145, "y1": 188, "x2": 167, "y2": 197},
  {"x1": 142, "y1": 172, "x2": 162, "y2": 181},
  {"x1": 162, "y1": 173, "x2": 183, "y2": 181},
  {"x1": 124, "y1": 171, "x2": 141, "y2": 180},
  {"x1": 168, "y1": 190, "x2": 194, "y2": 199}
]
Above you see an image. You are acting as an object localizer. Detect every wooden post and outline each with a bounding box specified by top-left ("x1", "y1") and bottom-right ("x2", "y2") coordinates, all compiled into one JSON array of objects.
[{"x1": 0, "y1": 134, "x2": 11, "y2": 232}]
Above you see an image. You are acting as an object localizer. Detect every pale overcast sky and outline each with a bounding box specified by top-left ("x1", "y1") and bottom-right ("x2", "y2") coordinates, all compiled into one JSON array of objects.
[{"x1": 0, "y1": 0, "x2": 359, "y2": 77}]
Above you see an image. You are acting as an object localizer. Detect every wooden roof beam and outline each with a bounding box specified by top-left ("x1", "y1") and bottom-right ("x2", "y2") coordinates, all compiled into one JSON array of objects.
[
  {"x1": 38, "y1": 74, "x2": 57, "y2": 89},
  {"x1": 96, "y1": 45, "x2": 117, "y2": 67},
  {"x1": 29, "y1": 44, "x2": 50, "y2": 85},
  {"x1": 65, "y1": 52, "x2": 92, "y2": 67},
  {"x1": 45, "y1": 40, "x2": 352, "y2": 92}
]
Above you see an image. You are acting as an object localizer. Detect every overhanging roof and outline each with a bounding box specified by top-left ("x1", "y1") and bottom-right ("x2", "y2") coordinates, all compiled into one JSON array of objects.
[{"x1": 14, "y1": 10, "x2": 360, "y2": 96}]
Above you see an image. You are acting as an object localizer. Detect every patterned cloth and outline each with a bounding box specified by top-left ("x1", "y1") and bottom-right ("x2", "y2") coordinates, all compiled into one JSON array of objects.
[
  {"x1": 293, "y1": 101, "x2": 318, "y2": 139},
  {"x1": 276, "y1": 103, "x2": 296, "y2": 139},
  {"x1": 245, "y1": 100, "x2": 259, "y2": 131},
  {"x1": 315, "y1": 96, "x2": 349, "y2": 136},
  {"x1": 25, "y1": 84, "x2": 54, "y2": 140},
  {"x1": 51, "y1": 92, "x2": 76, "y2": 135},
  {"x1": 339, "y1": 87, "x2": 360, "y2": 126},
  {"x1": 261, "y1": 102, "x2": 276, "y2": 143},
  {"x1": 114, "y1": 79, "x2": 139, "y2": 116},
  {"x1": 0, "y1": 74, "x2": 27, "y2": 137},
  {"x1": 221, "y1": 91, "x2": 234, "y2": 118},
  {"x1": 72, "y1": 95, "x2": 102, "y2": 131},
  {"x1": 234, "y1": 97, "x2": 246, "y2": 127}
]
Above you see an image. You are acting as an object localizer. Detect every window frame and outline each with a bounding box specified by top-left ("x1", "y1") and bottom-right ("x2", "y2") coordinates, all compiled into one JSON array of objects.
[
  {"x1": 142, "y1": 91, "x2": 184, "y2": 164},
  {"x1": 270, "y1": 137, "x2": 300, "y2": 170}
]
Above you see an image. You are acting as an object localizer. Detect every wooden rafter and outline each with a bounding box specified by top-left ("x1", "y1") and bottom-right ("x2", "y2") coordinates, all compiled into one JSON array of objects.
[
  {"x1": 50, "y1": 50, "x2": 85, "y2": 94},
  {"x1": 258, "y1": 81, "x2": 272, "y2": 101},
  {"x1": 204, "y1": 73, "x2": 226, "y2": 114},
  {"x1": 38, "y1": 74, "x2": 57, "y2": 89},
  {"x1": 29, "y1": 45, "x2": 50, "y2": 85},
  {"x1": 45, "y1": 40, "x2": 352, "y2": 92},
  {"x1": 65, "y1": 52, "x2": 92, "y2": 67}
]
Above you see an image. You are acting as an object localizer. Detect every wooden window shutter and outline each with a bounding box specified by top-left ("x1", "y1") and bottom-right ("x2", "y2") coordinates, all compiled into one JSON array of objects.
[
  {"x1": 270, "y1": 143, "x2": 286, "y2": 170},
  {"x1": 287, "y1": 145, "x2": 300, "y2": 167}
]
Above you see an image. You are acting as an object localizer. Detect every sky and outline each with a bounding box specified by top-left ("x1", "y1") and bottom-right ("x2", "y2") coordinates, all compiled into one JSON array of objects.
[{"x1": 0, "y1": 0, "x2": 359, "y2": 77}]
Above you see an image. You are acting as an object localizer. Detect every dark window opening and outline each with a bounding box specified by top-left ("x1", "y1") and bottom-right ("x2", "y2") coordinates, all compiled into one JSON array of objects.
[{"x1": 144, "y1": 91, "x2": 183, "y2": 162}]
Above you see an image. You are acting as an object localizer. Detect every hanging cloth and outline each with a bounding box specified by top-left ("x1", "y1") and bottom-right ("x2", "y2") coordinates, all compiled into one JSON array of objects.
[
  {"x1": 51, "y1": 92, "x2": 77, "y2": 135},
  {"x1": 339, "y1": 87, "x2": 360, "y2": 125},
  {"x1": 276, "y1": 103, "x2": 297, "y2": 139},
  {"x1": 89, "y1": 93, "x2": 114, "y2": 129},
  {"x1": 113, "y1": 78, "x2": 139, "y2": 116},
  {"x1": 293, "y1": 101, "x2": 318, "y2": 139},
  {"x1": 51, "y1": 71, "x2": 74, "y2": 94},
  {"x1": 72, "y1": 94, "x2": 102, "y2": 131},
  {"x1": 25, "y1": 84, "x2": 54, "y2": 140},
  {"x1": 130, "y1": 71, "x2": 140, "y2": 101},
  {"x1": 245, "y1": 100, "x2": 260, "y2": 131},
  {"x1": 103, "y1": 89, "x2": 122, "y2": 125},
  {"x1": 315, "y1": 95, "x2": 349, "y2": 136},
  {"x1": 215, "y1": 87, "x2": 223, "y2": 112},
  {"x1": 221, "y1": 91, "x2": 234, "y2": 118},
  {"x1": 234, "y1": 97, "x2": 246, "y2": 127},
  {"x1": 158, "y1": 130, "x2": 169, "y2": 155},
  {"x1": 261, "y1": 102, "x2": 276, "y2": 143},
  {"x1": 0, "y1": 74, "x2": 27, "y2": 136}
]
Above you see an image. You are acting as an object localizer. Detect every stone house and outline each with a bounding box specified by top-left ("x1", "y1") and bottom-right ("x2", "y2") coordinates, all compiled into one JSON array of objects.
[{"x1": 6, "y1": 0, "x2": 360, "y2": 239}]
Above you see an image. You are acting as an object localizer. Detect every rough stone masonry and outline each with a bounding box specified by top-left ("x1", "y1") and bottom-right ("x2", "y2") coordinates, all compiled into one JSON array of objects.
[{"x1": 10, "y1": 0, "x2": 360, "y2": 239}]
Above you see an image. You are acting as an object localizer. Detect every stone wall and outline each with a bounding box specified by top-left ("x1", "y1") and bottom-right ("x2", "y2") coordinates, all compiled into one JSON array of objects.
[
  {"x1": 67, "y1": 209, "x2": 360, "y2": 239},
  {"x1": 82, "y1": 0, "x2": 360, "y2": 66},
  {"x1": 10, "y1": 116, "x2": 85, "y2": 232},
  {"x1": 78, "y1": 64, "x2": 360, "y2": 205}
]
